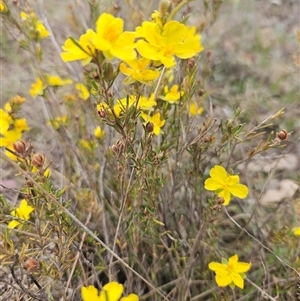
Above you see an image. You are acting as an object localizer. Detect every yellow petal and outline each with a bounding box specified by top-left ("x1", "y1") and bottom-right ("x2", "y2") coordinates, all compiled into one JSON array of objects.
[
  {"x1": 8, "y1": 220, "x2": 20, "y2": 229},
  {"x1": 218, "y1": 190, "x2": 231, "y2": 205},
  {"x1": 228, "y1": 183, "x2": 248, "y2": 199},
  {"x1": 81, "y1": 285, "x2": 101, "y2": 301},
  {"x1": 204, "y1": 178, "x2": 223, "y2": 191},
  {"x1": 100, "y1": 282, "x2": 123, "y2": 301},
  {"x1": 231, "y1": 272, "x2": 244, "y2": 289},
  {"x1": 215, "y1": 273, "x2": 232, "y2": 287},
  {"x1": 293, "y1": 227, "x2": 300, "y2": 236},
  {"x1": 210, "y1": 165, "x2": 228, "y2": 180},
  {"x1": 120, "y1": 294, "x2": 139, "y2": 301}
]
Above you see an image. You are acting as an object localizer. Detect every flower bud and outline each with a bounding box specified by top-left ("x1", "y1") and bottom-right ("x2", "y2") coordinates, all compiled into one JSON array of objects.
[
  {"x1": 102, "y1": 61, "x2": 114, "y2": 81},
  {"x1": 159, "y1": 0, "x2": 171, "y2": 17},
  {"x1": 187, "y1": 58, "x2": 196, "y2": 69},
  {"x1": 32, "y1": 153, "x2": 44, "y2": 168},
  {"x1": 13, "y1": 140, "x2": 26, "y2": 154},
  {"x1": 24, "y1": 258, "x2": 39, "y2": 271},
  {"x1": 206, "y1": 49, "x2": 212, "y2": 63},
  {"x1": 145, "y1": 122, "x2": 154, "y2": 133},
  {"x1": 198, "y1": 89, "x2": 205, "y2": 97},
  {"x1": 98, "y1": 109, "x2": 107, "y2": 118}
]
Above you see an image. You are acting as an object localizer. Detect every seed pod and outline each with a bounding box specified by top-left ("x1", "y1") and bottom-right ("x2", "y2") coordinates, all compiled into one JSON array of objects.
[
  {"x1": 13, "y1": 140, "x2": 26, "y2": 155},
  {"x1": 32, "y1": 153, "x2": 44, "y2": 168},
  {"x1": 276, "y1": 129, "x2": 288, "y2": 140}
]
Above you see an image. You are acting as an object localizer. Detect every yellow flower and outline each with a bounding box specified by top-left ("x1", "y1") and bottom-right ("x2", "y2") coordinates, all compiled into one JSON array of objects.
[
  {"x1": 0, "y1": 131, "x2": 22, "y2": 148},
  {"x1": 161, "y1": 85, "x2": 184, "y2": 104},
  {"x1": 0, "y1": 1, "x2": 8, "y2": 13},
  {"x1": 30, "y1": 77, "x2": 44, "y2": 98},
  {"x1": 137, "y1": 94, "x2": 157, "y2": 111},
  {"x1": 36, "y1": 21, "x2": 50, "y2": 39},
  {"x1": 189, "y1": 101, "x2": 203, "y2": 116},
  {"x1": 208, "y1": 254, "x2": 251, "y2": 289},
  {"x1": 61, "y1": 13, "x2": 136, "y2": 65},
  {"x1": 91, "y1": 13, "x2": 136, "y2": 61},
  {"x1": 114, "y1": 94, "x2": 156, "y2": 117},
  {"x1": 79, "y1": 139, "x2": 96, "y2": 152},
  {"x1": 141, "y1": 112, "x2": 165, "y2": 135},
  {"x1": 75, "y1": 83, "x2": 90, "y2": 100},
  {"x1": 61, "y1": 30, "x2": 96, "y2": 66},
  {"x1": 120, "y1": 57, "x2": 160, "y2": 84},
  {"x1": 81, "y1": 282, "x2": 139, "y2": 301},
  {"x1": 94, "y1": 126, "x2": 104, "y2": 139},
  {"x1": 10, "y1": 95, "x2": 26, "y2": 105},
  {"x1": 293, "y1": 227, "x2": 300, "y2": 236},
  {"x1": 13, "y1": 118, "x2": 29, "y2": 132},
  {"x1": 204, "y1": 165, "x2": 248, "y2": 206},
  {"x1": 0, "y1": 108, "x2": 11, "y2": 136},
  {"x1": 113, "y1": 96, "x2": 136, "y2": 117},
  {"x1": 48, "y1": 115, "x2": 67, "y2": 130},
  {"x1": 136, "y1": 20, "x2": 203, "y2": 68},
  {"x1": 64, "y1": 94, "x2": 76, "y2": 103},
  {"x1": 47, "y1": 75, "x2": 73, "y2": 86},
  {"x1": 8, "y1": 199, "x2": 34, "y2": 229}
]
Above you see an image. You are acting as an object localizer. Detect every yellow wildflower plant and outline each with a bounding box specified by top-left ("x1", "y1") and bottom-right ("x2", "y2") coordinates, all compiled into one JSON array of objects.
[
  {"x1": 208, "y1": 254, "x2": 251, "y2": 289},
  {"x1": 81, "y1": 282, "x2": 139, "y2": 301},
  {"x1": 161, "y1": 84, "x2": 184, "y2": 104},
  {"x1": 30, "y1": 77, "x2": 44, "y2": 98},
  {"x1": 136, "y1": 20, "x2": 203, "y2": 68},
  {"x1": 61, "y1": 13, "x2": 136, "y2": 65},
  {"x1": 292, "y1": 227, "x2": 300, "y2": 236},
  {"x1": 120, "y1": 57, "x2": 160, "y2": 84},
  {"x1": 20, "y1": 11, "x2": 50, "y2": 40},
  {"x1": 75, "y1": 83, "x2": 90, "y2": 100},
  {"x1": 8, "y1": 199, "x2": 34, "y2": 229},
  {"x1": 204, "y1": 165, "x2": 248, "y2": 206},
  {"x1": 189, "y1": 101, "x2": 204, "y2": 116},
  {"x1": 141, "y1": 112, "x2": 165, "y2": 135}
]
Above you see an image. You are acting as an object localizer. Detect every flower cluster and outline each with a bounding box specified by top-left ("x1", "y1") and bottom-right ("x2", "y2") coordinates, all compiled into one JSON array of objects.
[
  {"x1": 204, "y1": 165, "x2": 249, "y2": 205},
  {"x1": 30, "y1": 75, "x2": 73, "y2": 98},
  {"x1": 81, "y1": 282, "x2": 138, "y2": 301},
  {"x1": 20, "y1": 11, "x2": 50, "y2": 40},
  {"x1": 208, "y1": 254, "x2": 251, "y2": 289},
  {"x1": 0, "y1": 95, "x2": 29, "y2": 159}
]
